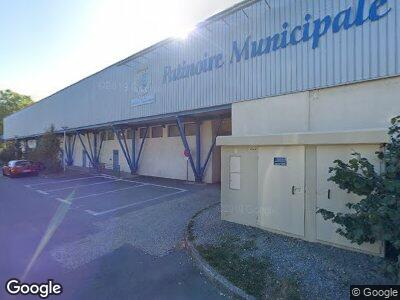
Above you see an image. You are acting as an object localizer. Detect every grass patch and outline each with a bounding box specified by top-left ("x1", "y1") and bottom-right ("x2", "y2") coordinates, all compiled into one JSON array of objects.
[{"x1": 197, "y1": 236, "x2": 302, "y2": 299}]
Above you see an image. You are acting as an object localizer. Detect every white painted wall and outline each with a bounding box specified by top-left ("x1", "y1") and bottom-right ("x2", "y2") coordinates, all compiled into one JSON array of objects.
[
  {"x1": 232, "y1": 92, "x2": 310, "y2": 135},
  {"x1": 233, "y1": 77, "x2": 400, "y2": 136},
  {"x1": 66, "y1": 120, "x2": 220, "y2": 183},
  {"x1": 220, "y1": 76, "x2": 400, "y2": 255}
]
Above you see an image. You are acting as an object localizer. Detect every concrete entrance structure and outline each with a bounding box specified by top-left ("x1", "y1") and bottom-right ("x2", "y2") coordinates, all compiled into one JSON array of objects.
[{"x1": 217, "y1": 77, "x2": 400, "y2": 255}]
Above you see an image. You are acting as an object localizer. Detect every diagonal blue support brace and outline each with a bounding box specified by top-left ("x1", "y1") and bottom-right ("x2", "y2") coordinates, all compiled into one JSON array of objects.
[
  {"x1": 64, "y1": 136, "x2": 70, "y2": 166},
  {"x1": 92, "y1": 131, "x2": 104, "y2": 166},
  {"x1": 177, "y1": 117, "x2": 223, "y2": 182},
  {"x1": 134, "y1": 126, "x2": 148, "y2": 173},
  {"x1": 96, "y1": 132, "x2": 104, "y2": 164},
  {"x1": 85, "y1": 132, "x2": 95, "y2": 167},
  {"x1": 93, "y1": 131, "x2": 98, "y2": 164},
  {"x1": 122, "y1": 130, "x2": 132, "y2": 166},
  {"x1": 71, "y1": 134, "x2": 77, "y2": 164},
  {"x1": 77, "y1": 132, "x2": 95, "y2": 167},
  {"x1": 131, "y1": 127, "x2": 136, "y2": 170},
  {"x1": 199, "y1": 119, "x2": 223, "y2": 179},
  {"x1": 113, "y1": 126, "x2": 134, "y2": 174},
  {"x1": 195, "y1": 121, "x2": 201, "y2": 179},
  {"x1": 176, "y1": 117, "x2": 201, "y2": 182},
  {"x1": 65, "y1": 134, "x2": 76, "y2": 166}
]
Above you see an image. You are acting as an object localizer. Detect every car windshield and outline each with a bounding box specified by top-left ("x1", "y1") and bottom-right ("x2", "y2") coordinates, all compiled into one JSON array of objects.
[{"x1": 15, "y1": 161, "x2": 30, "y2": 167}]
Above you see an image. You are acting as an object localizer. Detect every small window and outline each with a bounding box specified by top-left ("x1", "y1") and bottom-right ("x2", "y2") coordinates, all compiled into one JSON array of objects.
[
  {"x1": 139, "y1": 127, "x2": 150, "y2": 139},
  {"x1": 126, "y1": 128, "x2": 134, "y2": 139},
  {"x1": 168, "y1": 125, "x2": 180, "y2": 137},
  {"x1": 100, "y1": 131, "x2": 107, "y2": 140},
  {"x1": 184, "y1": 123, "x2": 196, "y2": 136},
  {"x1": 107, "y1": 130, "x2": 114, "y2": 140},
  {"x1": 219, "y1": 119, "x2": 232, "y2": 136},
  {"x1": 151, "y1": 126, "x2": 163, "y2": 138}
]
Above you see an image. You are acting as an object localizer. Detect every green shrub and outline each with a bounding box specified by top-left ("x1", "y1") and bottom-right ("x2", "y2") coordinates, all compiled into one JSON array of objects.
[
  {"x1": 28, "y1": 126, "x2": 61, "y2": 173},
  {"x1": 0, "y1": 141, "x2": 22, "y2": 164},
  {"x1": 318, "y1": 116, "x2": 400, "y2": 281}
]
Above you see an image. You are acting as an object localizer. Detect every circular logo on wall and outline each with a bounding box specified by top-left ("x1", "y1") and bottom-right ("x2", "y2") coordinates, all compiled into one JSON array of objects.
[{"x1": 135, "y1": 67, "x2": 150, "y2": 98}]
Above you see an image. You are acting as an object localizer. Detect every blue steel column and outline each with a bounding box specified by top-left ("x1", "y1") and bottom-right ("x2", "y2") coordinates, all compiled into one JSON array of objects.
[
  {"x1": 176, "y1": 117, "x2": 200, "y2": 182},
  {"x1": 85, "y1": 132, "x2": 95, "y2": 168},
  {"x1": 113, "y1": 126, "x2": 134, "y2": 174},
  {"x1": 93, "y1": 131, "x2": 98, "y2": 165},
  {"x1": 135, "y1": 126, "x2": 148, "y2": 174},
  {"x1": 131, "y1": 127, "x2": 136, "y2": 171},
  {"x1": 97, "y1": 132, "x2": 104, "y2": 164},
  {"x1": 65, "y1": 135, "x2": 70, "y2": 165},
  {"x1": 195, "y1": 120, "x2": 201, "y2": 182},
  {"x1": 77, "y1": 132, "x2": 95, "y2": 166},
  {"x1": 200, "y1": 118, "x2": 223, "y2": 179},
  {"x1": 68, "y1": 133, "x2": 77, "y2": 166}
]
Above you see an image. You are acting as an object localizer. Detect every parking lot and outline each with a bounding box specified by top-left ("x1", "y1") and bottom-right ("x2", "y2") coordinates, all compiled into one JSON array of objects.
[
  {"x1": 24, "y1": 174, "x2": 187, "y2": 217},
  {"x1": 0, "y1": 171, "x2": 224, "y2": 300}
]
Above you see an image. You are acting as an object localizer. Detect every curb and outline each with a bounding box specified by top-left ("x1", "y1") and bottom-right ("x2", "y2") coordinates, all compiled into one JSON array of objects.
[{"x1": 185, "y1": 205, "x2": 255, "y2": 300}]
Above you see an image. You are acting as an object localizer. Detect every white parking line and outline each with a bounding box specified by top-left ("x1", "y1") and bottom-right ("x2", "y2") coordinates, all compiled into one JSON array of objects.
[
  {"x1": 44, "y1": 179, "x2": 120, "y2": 192},
  {"x1": 26, "y1": 176, "x2": 102, "y2": 188},
  {"x1": 56, "y1": 198, "x2": 72, "y2": 204},
  {"x1": 66, "y1": 183, "x2": 148, "y2": 201},
  {"x1": 36, "y1": 190, "x2": 49, "y2": 195},
  {"x1": 85, "y1": 190, "x2": 186, "y2": 216},
  {"x1": 99, "y1": 176, "x2": 187, "y2": 192}
]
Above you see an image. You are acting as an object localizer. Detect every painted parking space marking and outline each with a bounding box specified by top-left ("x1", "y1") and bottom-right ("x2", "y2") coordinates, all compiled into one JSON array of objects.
[
  {"x1": 26, "y1": 176, "x2": 103, "y2": 188},
  {"x1": 36, "y1": 190, "x2": 49, "y2": 195},
  {"x1": 44, "y1": 179, "x2": 120, "y2": 192},
  {"x1": 101, "y1": 176, "x2": 187, "y2": 192},
  {"x1": 85, "y1": 190, "x2": 187, "y2": 216},
  {"x1": 56, "y1": 198, "x2": 72, "y2": 204},
  {"x1": 21, "y1": 174, "x2": 189, "y2": 216},
  {"x1": 66, "y1": 183, "x2": 148, "y2": 201}
]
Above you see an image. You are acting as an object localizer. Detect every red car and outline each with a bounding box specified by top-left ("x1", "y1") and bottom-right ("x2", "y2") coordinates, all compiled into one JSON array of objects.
[{"x1": 2, "y1": 160, "x2": 42, "y2": 177}]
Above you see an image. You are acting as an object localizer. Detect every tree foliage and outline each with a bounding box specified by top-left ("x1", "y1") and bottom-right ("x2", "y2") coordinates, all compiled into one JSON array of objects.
[
  {"x1": 0, "y1": 89, "x2": 33, "y2": 134},
  {"x1": 28, "y1": 125, "x2": 61, "y2": 173},
  {"x1": 0, "y1": 141, "x2": 23, "y2": 164},
  {"x1": 318, "y1": 116, "x2": 400, "y2": 281}
]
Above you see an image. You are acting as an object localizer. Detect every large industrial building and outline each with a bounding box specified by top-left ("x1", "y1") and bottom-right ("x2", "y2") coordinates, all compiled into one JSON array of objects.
[{"x1": 4, "y1": 0, "x2": 400, "y2": 254}]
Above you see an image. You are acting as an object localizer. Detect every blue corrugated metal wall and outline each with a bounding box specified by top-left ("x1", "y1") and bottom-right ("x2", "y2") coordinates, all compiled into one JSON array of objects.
[{"x1": 4, "y1": 0, "x2": 400, "y2": 138}]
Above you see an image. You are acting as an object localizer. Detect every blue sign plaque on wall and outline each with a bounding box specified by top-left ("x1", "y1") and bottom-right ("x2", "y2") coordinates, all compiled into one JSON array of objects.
[{"x1": 274, "y1": 157, "x2": 287, "y2": 166}]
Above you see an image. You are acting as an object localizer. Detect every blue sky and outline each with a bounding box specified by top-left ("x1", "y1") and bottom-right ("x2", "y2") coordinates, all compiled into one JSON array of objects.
[{"x1": 0, "y1": 0, "x2": 241, "y2": 100}]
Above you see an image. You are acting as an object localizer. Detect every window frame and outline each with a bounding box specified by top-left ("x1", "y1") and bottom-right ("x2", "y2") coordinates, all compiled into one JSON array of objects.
[
  {"x1": 106, "y1": 130, "x2": 114, "y2": 141},
  {"x1": 168, "y1": 124, "x2": 180, "y2": 137},
  {"x1": 151, "y1": 126, "x2": 164, "y2": 138},
  {"x1": 139, "y1": 127, "x2": 150, "y2": 139},
  {"x1": 184, "y1": 123, "x2": 196, "y2": 136}
]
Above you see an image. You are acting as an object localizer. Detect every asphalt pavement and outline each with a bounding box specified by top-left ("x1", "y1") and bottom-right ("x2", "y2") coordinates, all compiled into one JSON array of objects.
[{"x1": 0, "y1": 172, "x2": 225, "y2": 300}]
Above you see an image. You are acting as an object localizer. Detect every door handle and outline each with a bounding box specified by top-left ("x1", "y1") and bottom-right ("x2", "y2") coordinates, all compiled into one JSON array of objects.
[
  {"x1": 328, "y1": 189, "x2": 331, "y2": 199},
  {"x1": 292, "y1": 186, "x2": 295, "y2": 195}
]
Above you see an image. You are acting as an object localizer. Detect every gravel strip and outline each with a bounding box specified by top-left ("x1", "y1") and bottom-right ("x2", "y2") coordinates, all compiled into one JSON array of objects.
[{"x1": 192, "y1": 205, "x2": 394, "y2": 300}]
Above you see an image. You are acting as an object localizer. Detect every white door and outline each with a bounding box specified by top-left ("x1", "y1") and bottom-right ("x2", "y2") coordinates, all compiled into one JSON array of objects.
[
  {"x1": 257, "y1": 146, "x2": 305, "y2": 237},
  {"x1": 316, "y1": 145, "x2": 383, "y2": 254}
]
